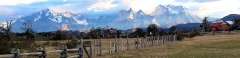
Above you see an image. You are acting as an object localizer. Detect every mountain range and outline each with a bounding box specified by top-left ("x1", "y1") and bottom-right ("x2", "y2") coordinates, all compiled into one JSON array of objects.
[
  {"x1": 221, "y1": 14, "x2": 240, "y2": 21},
  {"x1": 12, "y1": 5, "x2": 203, "y2": 32}
]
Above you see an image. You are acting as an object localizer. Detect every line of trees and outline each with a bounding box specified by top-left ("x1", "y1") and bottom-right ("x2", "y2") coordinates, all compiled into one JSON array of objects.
[{"x1": 0, "y1": 21, "x2": 192, "y2": 41}]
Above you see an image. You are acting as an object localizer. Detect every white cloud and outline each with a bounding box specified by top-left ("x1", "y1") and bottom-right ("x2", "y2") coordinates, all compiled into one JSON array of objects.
[
  {"x1": 115, "y1": 0, "x2": 176, "y2": 14},
  {"x1": 183, "y1": 0, "x2": 240, "y2": 18},
  {"x1": 88, "y1": 0, "x2": 118, "y2": 10},
  {"x1": 0, "y1": 0, "x2": 47, "y2": 6},
  {"x1": 0, "y1": 0, "x2": 240, "y2": 21}
]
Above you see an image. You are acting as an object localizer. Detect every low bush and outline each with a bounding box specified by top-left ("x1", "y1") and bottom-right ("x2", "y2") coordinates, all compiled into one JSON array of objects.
[
  {"x1": 42, "y1": 41, "x2": 51, "y2": 46},
  {"x1": 0, "y1": 39, "x2": 41, "y2": 54},
  {"x1": 51, "y1": 41, "x2": 61, "y2": 47},
  {"x1": 0, "y1": 40, "x2": 12, "y2": 54},
  {"x1": 65, "y1": 41, "x2": 79, "y2": 49}
]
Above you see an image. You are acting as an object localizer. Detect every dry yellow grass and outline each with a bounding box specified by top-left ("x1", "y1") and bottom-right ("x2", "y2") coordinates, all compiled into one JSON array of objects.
[
  {"x1": 19, "y1": 32, "x2": 240, "y2": 58},
  {"x1": 95, "y1": 33, "x2": 240, "y2": 58}
]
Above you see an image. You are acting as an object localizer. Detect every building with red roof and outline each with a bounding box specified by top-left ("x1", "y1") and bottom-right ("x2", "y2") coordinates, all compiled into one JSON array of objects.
[{"x1": 210, "y1": 20, "x2": 232, "y2": 31}]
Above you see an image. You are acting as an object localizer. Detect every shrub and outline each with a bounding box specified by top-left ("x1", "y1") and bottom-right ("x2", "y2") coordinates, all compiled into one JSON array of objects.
[
  {"x1": 0, "y1": 39, "x2": 41, "y2": 54},
  {"x1": 13, "y1": 40, "x2": 40, "y2": 52},
  {"x1": 42, "y1": 41, "x2": 51, "y2": 46},
  {"x1": 65, "y1": 41, "x2": 79, "y2": 49},
  {"x1": 0, "y1": 40, "x2": 12, "y2": 54},
  {"x1": 51, "y1": 41, "x2": 61, "y2": 47}
]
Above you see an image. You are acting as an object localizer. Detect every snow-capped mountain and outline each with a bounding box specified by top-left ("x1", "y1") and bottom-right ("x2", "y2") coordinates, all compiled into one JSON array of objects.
[
  {"x1": 150, "y1": 5, "x2": 201, "y2": 28},
  {"x1": 12, "y1": 9, "x2": 88, "y2": 32},
  {"x1": 109, "y1": 8, "x2": 153, "y2": 30},
  {"x1": 88, "y1": 14, "x2": 117, "y2": 28},
  {"x1": 109, "y1": 5, "x2": 201, "y2": 30},
  {"x1": 11, "y1": 5, "x2": 203, "y2": 32}
]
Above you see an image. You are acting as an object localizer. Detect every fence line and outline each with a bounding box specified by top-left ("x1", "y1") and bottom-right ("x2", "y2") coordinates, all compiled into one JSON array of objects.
[
  {"x1": 0, "y1": 40, "x2": 92, "y2": 58},
  {"x1": 108, "y1": 34, "x2": 178, "y2": 55},
  {"x1": 0, "y1": 34, "x2": 177, "y2": 58}
]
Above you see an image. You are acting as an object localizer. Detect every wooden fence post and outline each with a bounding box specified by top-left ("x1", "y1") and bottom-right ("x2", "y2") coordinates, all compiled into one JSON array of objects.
[
  {"x1": 165, "y1": 35, "x2": 167, "y2": 42},
  {"x1": 140, "y1": 37, "x2": 142, "y2": 48},
  {"x1": 114, "y1": 37, "x2": 117, "y2": 52},
  {"x1": 157, "y1": 36, "x2": 159, "y2": 45},
  {"x1": 99, "y1": 38, "x2": 102, "y2": 56},
  {"x1": 168, "y1": 35, "x2": 170, "y2": 42},
  {"x1": 90, "y1": 39, "x2": 92, "y2": 58},
  {"x1": 166, "y1": 35, "x2": 168, "y2": 42},
  {"x1": 147, "y1": 38, "x2": 149, "y2": 46},
  {"x1": 77, "y1": 39, "x2": 83, "y2": 58},
  {"x1": 121, "y1": 38, "x2": 124, "y2": 51},
  {"x1": 96, "y1": 40, "x2": 99, "y2": 55},
  {"x1": 136, "y1": 36, "x2": 139, "y2": 49},
  {"x1": 169, "y1": 34, "x2": 171, "y2": 42},
  {"x1": 147, "y1": 38, "x2": 149, "y2": 47},
  {"x1": 38, "y1": 47, "x2": 46, "y2": 58},
  {"x1": 143, "y1": 38, "x2": 145, "y2": 48},
  {"x1": 132, "y1": 38, "x2": 134, "y2": 49},
  {"x1": 174, "y1": 34, "x2": 176, "y2": 41},
  {"x1": 131, "y1": 38, "x2": 133, "y2": 49},
  {"x1": 109, "y1": 40, "x2": 111, "y2": 54},
  {"x1": 127, "y1": 37, "x2": 129, "y2": 50},
  {"x1": 151, "y1": 36, "x2": 154, "y2": 46},
  {"x1": 162, "y1": 35, "x2": 165, "y2": 44},
  {"x1": 60, "y1": 45, "x2": 68, "y2": 58},
  {"x1": 172, "y1": 34, "x2": 174, "y2": 42},
  {"x1": 94, "y1": 40, "x2": 96, "y2": 56},
  {"x1": 170, "y1": 34, "x2": 172, "y2": 42},
  {"x1": 11, "y1": 48, "x2": 20, "y2": 58},
  {"x1": 170, "y1": 34, "x2": 172, "y2": 41},
  {"x1": 113, "y1": 40, "x2": 115, "y2": 53}
]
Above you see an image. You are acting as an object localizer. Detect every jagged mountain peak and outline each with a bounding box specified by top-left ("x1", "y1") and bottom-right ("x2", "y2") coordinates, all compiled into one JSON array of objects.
[
  {"x1": 37, "y1": 9, "x2": 82, "y2": 18},
  {"x1": 12, "y1": 9, "x2": 88, "y2": 32},
  {"x1": 127, "y1": 8, "x2": 133, "y2": 13},
  {"x1": 149, "y1": 4, "x2": 201, "y2": 28},
  {"x1": 151, "y1": 4, "x2": 191, "y2": 15},
  {"x1": 137, "y1": 9, "x2": 144, "y2": 14},
  {"x1": 11, "y1": 5, "x2": 203, "y2": 32}
]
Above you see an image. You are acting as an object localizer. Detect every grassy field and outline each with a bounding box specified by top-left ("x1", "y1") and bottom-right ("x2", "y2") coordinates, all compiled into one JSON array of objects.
[
  {"x1": 8, "y1": 31, "x2": 240, "y2": 58},
  {"x1": 96, "y1": 33, "x2": 240, "y2": 58}
]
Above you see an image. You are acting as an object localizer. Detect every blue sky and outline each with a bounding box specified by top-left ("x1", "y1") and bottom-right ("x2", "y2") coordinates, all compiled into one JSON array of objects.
[{"x1": 0, "y1": 0, "x2": 240, "y2": 21}]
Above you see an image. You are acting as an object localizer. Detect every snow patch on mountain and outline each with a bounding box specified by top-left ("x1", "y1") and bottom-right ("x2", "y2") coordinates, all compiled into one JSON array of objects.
[
  {"x1": 128, "y1": 14, "x2": 134, "y2": 19},
  {"x1": 46, "y1": 11, "x2": 50, "y2": 16},
  {"x1": 34, "y1": 15, "x2": 41, "y2": 21},
  {"x1": 63, "y1": 12, "x2": 72, "y2": 18},
  {"x1": 172, "y1": 10, "x2": 179, "y2": 14},
  {"x1": 20, "y1": 20, "x2": 25, "y2": 22},
  {"x1": 152, "y1": 18, "x2": 160, "y2": 26},
  {"x1": 73, "y1": 17, "x2": 88, "y2": 25}
]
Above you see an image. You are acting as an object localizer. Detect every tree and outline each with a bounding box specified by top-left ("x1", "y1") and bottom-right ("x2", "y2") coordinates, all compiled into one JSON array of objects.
[
  {"x1": 232, "y1": 18, "x2": 240, "y2": 30},
  {"x1": 169, "y1": 26, "x2": 177, "y2": 32},
  {"x1": 116, "y1": 30, "x2": 122, "y2": 38},
  {"x1": 147, "y1": 24, "x2": 158, "y2": 36},
  {"x1": 53, "y1": 30, "x2": 67, "y2": 40},
  {"x1": 133, "y1": 28, "x2": 145, "y2": 37},
  {"x1": 202, "y1": 17, "x2": 209, "y2": 32},
  {"x1": 22, "y1": 20, "x2": 36, "y2": 39},
  {"x1": 96, "y1": 27, "x2": 104, "y2": 38},
  {"x1": 157, "y1": 28, "x2": 165, "y2": 36},
  {"x1": 87, "y1": 27, "x2": 106, "y2": 38},
  {"x1": 0, "y1": 20, "x2": 13, "y2": 42},
  {"x1": 77, "y1": 32, "x2": 84, "y2": 39}
]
